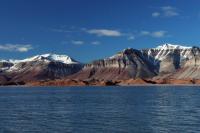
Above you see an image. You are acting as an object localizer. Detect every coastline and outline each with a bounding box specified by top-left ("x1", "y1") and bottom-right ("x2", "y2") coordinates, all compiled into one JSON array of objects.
[
  {"x1": 1, "y1": 78, "x2": 200, "y2": 87},
  {"x1": 1, "y1": 83, "x2": 200, "y2": 88}
]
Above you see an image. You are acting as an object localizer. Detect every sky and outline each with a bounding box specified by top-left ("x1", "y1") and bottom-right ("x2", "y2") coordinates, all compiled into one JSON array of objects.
[{"x1": 0, "y1": 0, "x2": 200, "y2": 62}]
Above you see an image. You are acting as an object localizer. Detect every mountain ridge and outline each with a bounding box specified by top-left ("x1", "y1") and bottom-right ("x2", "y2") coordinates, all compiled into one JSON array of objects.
[{"x1": 1, "y1": 43, "x2": 200, "y2": 85}]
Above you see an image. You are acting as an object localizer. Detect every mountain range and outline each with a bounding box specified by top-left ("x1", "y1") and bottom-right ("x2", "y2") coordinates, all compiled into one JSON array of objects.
[{"x1": 1, "y1": 43, "x2": 200, "y2": 86}]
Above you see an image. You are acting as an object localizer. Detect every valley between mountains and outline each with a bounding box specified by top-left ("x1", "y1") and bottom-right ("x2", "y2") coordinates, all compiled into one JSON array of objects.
[{"x1": 1, "y1": 43, "x2": 200, "y2": 86}]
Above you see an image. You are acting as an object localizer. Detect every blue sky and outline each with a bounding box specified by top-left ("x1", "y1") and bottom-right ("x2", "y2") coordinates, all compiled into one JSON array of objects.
[{"x1": 0, "y1": 0, "x2": 200, "y2": 62}]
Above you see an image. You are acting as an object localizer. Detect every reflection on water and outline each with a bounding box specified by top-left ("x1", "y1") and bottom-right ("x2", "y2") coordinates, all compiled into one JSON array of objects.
[{"x1": 0, "y1": 86, "x2": 200, "y2": 133}]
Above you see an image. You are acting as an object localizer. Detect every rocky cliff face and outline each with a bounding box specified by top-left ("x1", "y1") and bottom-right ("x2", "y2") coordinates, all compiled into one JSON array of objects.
[
  {"x1": 142, "y1": 44, "x2": 200, "y2": 79},
  {"x1": 170, "y1": 53, "x2": 200, "y2": 79},
  {"x1": 70, "y1": 48, "x2": 158, "y2": 80},
  {"x1": 142, "y1": 44, "x2": 198, "y2": 73},
  {"x1": 71, "y1": 43, "x2": 200, "y2": 80}
]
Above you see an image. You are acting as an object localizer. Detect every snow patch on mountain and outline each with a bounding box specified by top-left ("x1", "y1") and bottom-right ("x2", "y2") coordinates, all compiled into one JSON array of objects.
[
  {"x1": 154, "y1": 43, "x2": 192, "y2": 50},
  {"x1": 147, "y1": 43, "x2": 194, "y2": 61},
  {"x1": 3, "y1": 54, "x2": 79, "y2": 65}
]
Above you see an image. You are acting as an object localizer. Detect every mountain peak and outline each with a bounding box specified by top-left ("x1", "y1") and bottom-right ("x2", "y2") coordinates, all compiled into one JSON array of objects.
[
  {"x1": 122, "y1": 47, "x2": 134, "y2": 52},
  {"x1": 109, "y1": 48, "x2": 137, "y2": 59},
  {"x1": 5, "y1": 53, "x2": 80, "y2": 64},
  {"x1": 26, "y1": 53, "x2": 79, "y2": 64},
  {"x1": 37, "y1": 54, "x2": 79, "y2": 64},
  {"x1": 155, "y1": 43, "x2": 192, "y2": 50}
]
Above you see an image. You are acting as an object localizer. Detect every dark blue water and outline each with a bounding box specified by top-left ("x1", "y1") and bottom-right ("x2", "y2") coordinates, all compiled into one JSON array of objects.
[{"x1": 0, "y1": 86, "x2": 200, "y2": 133}]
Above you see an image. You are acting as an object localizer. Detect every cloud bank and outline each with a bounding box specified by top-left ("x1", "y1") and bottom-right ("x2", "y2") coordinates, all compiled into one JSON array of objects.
[
  {"x1": 87, "y1": 29, "x2": 122, "y2": 37},
  {"x1": 152, "y1": 6, "x2": 179, "y2": 18},
  {"x1": 91, "y1": 41, "x2": 101, "y2": 45},
  {"x1": 0, "y1": 44, "x2": 33, "y2": 52},
  {"x1": 71, "y1": 40, "x2": 84, "y2": 45},
  {"x1": 141, "y1": 31, "x2": 167, "y2": 38}
]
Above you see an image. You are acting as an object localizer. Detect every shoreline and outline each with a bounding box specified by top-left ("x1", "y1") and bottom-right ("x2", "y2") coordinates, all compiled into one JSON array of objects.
[
  {"x1": 1, "y1": 78, "x2": 200, "y2": 87},
  {"x1": 1, "y1": 84, "x2": 200, "y2": 87}
]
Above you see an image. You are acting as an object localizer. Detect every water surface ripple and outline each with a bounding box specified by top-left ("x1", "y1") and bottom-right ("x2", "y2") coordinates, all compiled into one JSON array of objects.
[{"x1": 0, "y1": 86, "x2": 200, "y2": 133}]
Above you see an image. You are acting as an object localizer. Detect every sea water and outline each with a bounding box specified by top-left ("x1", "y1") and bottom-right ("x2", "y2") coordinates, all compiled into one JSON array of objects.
[{"x1": 0, "y1": 86, "x2": 200, "y2": 133}]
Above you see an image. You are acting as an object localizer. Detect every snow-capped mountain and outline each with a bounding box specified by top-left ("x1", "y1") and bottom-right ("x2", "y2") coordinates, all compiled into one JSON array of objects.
[
  {"x1": 0, "y1": 53, "x2": 80, "y2": 70},
  {"x1": 148, "y1": 43, "x2": 195, "y2": 60},
  {"x1": 142, "y1": 43, "x2": 200, "y2": 73},
  {"x1": 2, "y1": 53, "x2": 79, "y2": 64},
  {"x1": 154, "y1": 43, "x2": 192, "y2": 50},
  {"x1": 71, "y1": 43, "x2": 200, "y2": 80},
  {"x1": 0, "y1": 54, "x2": 83, "y2": 84}
]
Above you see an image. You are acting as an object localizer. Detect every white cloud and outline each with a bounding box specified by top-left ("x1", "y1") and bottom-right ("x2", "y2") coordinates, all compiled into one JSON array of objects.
[
  {"x1": 71, "y1": 40, "x2": 84, "y2": 45},
  {"x1": 128, "y1": 35, "x2": 135, "y2": 40},
  {"x1": 140, "y1": 31, "x2": 150, "y2": 36},
  {"x1": 162, "y1": 6, "x2": 179, "y2": 17},
  {"x1": 87, "y1": 29, "x2": 122, "y2": 37},
  {"x1": 151, "y1": 31, "x2": 167, "y2": 38},
  {"x1": 161, "y1": 6, "x2": 175, "y2": 11},
  {"x1": 91, "y1": 41, "x2": 101, "y2": 45},
  {"x1": 152, "y1": 12, "x2": 160, "y2": 17},
  {"x1": 140, "y1": 30, "x2": 167, "y2": 38},
  {"x1": 0, "y1": 44, "x2": 33, "y2": 52},
  {"x1": 152, "y1": 6, "x2": 179, "y2": 18},
  {"x1": 164, "y1": 10, "x2": 179, "y2": 17}
]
